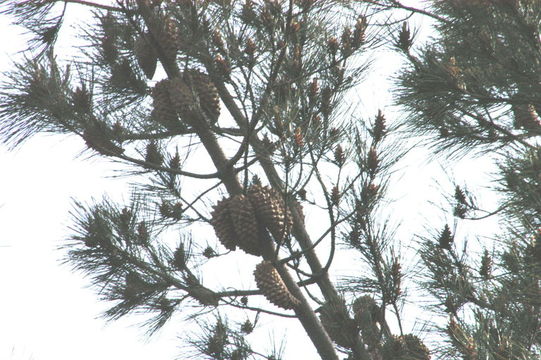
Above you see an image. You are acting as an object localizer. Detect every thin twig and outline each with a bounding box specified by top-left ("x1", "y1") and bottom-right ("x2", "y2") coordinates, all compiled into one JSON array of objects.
[{"x1": 62, "y1": 0, "x2": 121, "y2": 12}]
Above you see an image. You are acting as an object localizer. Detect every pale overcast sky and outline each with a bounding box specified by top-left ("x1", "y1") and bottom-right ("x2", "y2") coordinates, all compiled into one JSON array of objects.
[{"x1": 0, "y1": 2, "x2": 501, "y2": 360}]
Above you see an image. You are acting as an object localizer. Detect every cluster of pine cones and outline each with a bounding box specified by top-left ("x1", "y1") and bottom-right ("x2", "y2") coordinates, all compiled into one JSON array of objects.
[
  {"x1": 134, "y1": 17, "x2": 181, "y2": 79},
  {"x1": 319, "y1": 296, "x2": 430, "y2": 359},
  {"x1": 130, "y1": 9, "x2": 220, "y2": 128},
  {"x1": 210, "y1": 185, "x2": 293, "y2": 255},
  {"x1": 151, "y1": 69, "x2": 220, "y2": 130},
  {"x1": 210, "y1": 185, "x2": 297, "y2": 309}
]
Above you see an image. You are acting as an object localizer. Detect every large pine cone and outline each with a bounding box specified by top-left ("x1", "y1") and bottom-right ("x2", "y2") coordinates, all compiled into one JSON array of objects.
[
  {"x1": 381, "y1": 334, "x2": 431, "y2": 360},
  {"x1": 151, "y1": 79, "x2": 183, "y2": 131},
  {"x1": 352, "y1": 295, "x2": 380, "y2": 326},
  {"x1": 183, "y1": 69, "x2": 220, "y2": 123},
  {"x1": 253, "y1": 261, "x2": 299, "y2": 310},
  {"x1": 168, "y1": 76, "x2": 196, "y2": 117},
  {"x1": 352, "y1": 295, "x2": 381, "y2": 348},
  {"x1": 319, "y1": 299, "x2": 358, "y2": 348},
  {"x1": 210, "y1": 198, "x2": 237, "y2": 251},
  {"x1": 248, "y1": 185, "x2": 293, "y2": 243},
  {"x1": 134, "y1": 34, "x2": 157, "y2": 79},
  {"x1": 228, "y1": 194, "x2": 261, "y2": 256}
]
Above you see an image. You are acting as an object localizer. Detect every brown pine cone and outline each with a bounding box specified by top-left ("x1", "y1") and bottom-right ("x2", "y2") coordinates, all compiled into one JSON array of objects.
[
  {"x1": 319, "y1": 299, "x2": 358, "y2": 348},
  {"x1": 352, "y1": 295, "x2": 380, "y2": 325},
  {"x1": 83, "y1": 121, "x2": 124, "y2": 156},
  {"x1": 512, "y1": 103, "x2": 540, "y2": 130},
  {"x1": 210, "y1": 198, "x2": 237, "y2": 251},
  {"x1": 382, "y1": 334, "x2": 431, "y2": 360},
  {"x1": 253, "y1": 261, "x2": 300, "y2": 310},
  {"x1": 248, "y1": 185, "x2": 292, "y2": 243},
  {"x1": 151, "y1": 79, "x2": 182, "y2": 130},
  {"x1": 352, "y1": 295, "x2": 381, "y2": 348},
  {"x1": 134, "y1": 34, "x2": 157, "y2": 79},
  {"x1": 159, "y1": 17, "x2": 181, "y2": 62},
  {"x1": 72, "y1": 85, "x2": 92, "y2": 114},
  {"x1": 228, "y1": 194, "x2": 261, "y2": 256},
  {"x1": 183, "y1": 69, "x2": 220, "y2": 123},
  {"x1": 168, "y1": 76, "x2": 196, "y2": 117}
]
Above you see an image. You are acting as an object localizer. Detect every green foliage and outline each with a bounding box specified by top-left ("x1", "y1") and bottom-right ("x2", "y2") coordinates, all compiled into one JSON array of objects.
[{"x1": 1, "y1": 0, "x2": 541, "y2": 360}]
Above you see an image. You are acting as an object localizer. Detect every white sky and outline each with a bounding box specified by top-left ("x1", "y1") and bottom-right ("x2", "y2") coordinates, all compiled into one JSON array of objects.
[{"x1": 0, "y1": 2, "x2": 502, "y2": 360}]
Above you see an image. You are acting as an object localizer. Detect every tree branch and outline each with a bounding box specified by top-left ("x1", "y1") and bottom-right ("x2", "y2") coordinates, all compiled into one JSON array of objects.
[{"x1": 61, "y1": 0, "x2": 121, "y2": 12}]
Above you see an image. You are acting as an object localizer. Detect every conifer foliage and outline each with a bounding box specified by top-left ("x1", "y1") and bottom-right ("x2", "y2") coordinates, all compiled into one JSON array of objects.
[{"x1": 0, "y1": 1, "x2": 540, "y2": 360}]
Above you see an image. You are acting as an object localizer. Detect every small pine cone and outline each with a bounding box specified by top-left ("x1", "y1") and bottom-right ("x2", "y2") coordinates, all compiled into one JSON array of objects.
[
  {"x1": 253, "y1": 261, "x2": 300, "y2": 310},
  {"x1": 72, "y1": 84, "x2": 92, "y2": 114},
  {"x1": 145, "y1": 141, "x2": 163, "y2": 165},
  {"x1": 439, "y1": 224, "x2": 453, "y2": 250},
  {"x1": 331, "y1": 185, "x2": 340, "y2": 206},
  {"x1": 373, "y1": 109, "x2": 386, "y2": 142},
  {"x1": 248, "y1": 185, "x2": 292, "y2": 243},
  {"x1": 210, "y1": 198, "x2": 237, "y2": 251},
  {"x1": 83, "y1": 124, "x2": 124, "y2": 156},
  {"x1": 228, "y1": 194, "x2": 261, "y2": 256},
  {"x1": 319, "y1": 299, "x2": 358, "y2": 348},
  {"x1": 479, "y1": 249, "x2": 492, "y2": 280},
  {"x1": 327, "y1": 37, "x2": 339, "y2": 55},
  {"x1": 367, "y1": 146, "x2": 379, "y2": 174},
  {"x1": 214, "y1": 55, "x2": 231, "y2": 78},
  {"x1": 159, "y1": 17, "x2": 181, "y2": 61},
  {"x1": 512, "y1": 103, "x2": 540, "y2": 130},
  {"x1": 334, "y1": 144, "x2": 345, "y2": 166},
  {"x1": 172, "y1": 245, "x2": 186, "y2": 270},
  {"x1": 151, "y1": 80, "x2": 184, "y2": 131},
  {"x1": 134, "y1": 34, "x2": 157, "y2": 79},
  {"x1": 183, "y1": 69, "x2": 220, "y2": 122},
  {"x1": 293, "y1": 127, "x2": 304, "y2": 147}
]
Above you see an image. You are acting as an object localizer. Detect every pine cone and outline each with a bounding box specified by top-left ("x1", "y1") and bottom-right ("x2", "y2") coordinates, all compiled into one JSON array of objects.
[
  {"x1": 253, "y1": 261, "x2": 300, "y2": 310},
  {"x1": 512, "y1": 103, "x2": 540, "y2": 130},
  {"x1": 183, "y1": 69, "x2": 221, "y2": 123},
  {"x1": 248, "y1": 185, "x2": 292, "y2": 243},
  {"x1": 134, "y1": 34, "x2": 157, "y2": 79},
  {"x1": 352, "y1": 295, "x2": 381, "y2": 348},
  {"x1": 382, "y1": 334, "x2": 431, "y2": 360},
  {"x1": 228, "y1": 194, "x2": 261, "y2": 256},
  {"x1": 210, "y1": 198, "x2": 237, "y2": 251},
  {"x1": 145, "y1": 141, "x2": 163, "y2": 165},
  {"x1": 72, "y1": 85, "x2": 92, "y2": 114},
  {"x1": 83, "y1": 122, "x2": 124, "y2": 156},
  {"x1": 159, "y1": 17, "x2": 181, "y2": 62},
  {"x1": 151, "y1": 79, "x2": 182, "y2": 131},
  {"x1": 168, "y1": 76, "x2": 196, "y2": 117},
  {"x1": 319, "y1": 299, "x2": 358, "y2": 348},
  {"x1": 352, "y1": 296, "x2": 379, "y2": 324}
]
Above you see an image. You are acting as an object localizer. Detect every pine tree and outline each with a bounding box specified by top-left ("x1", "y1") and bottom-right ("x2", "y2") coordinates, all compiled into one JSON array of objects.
[
  {"x1": 0, "y1": 1, "x2": 539, "y2": 360},
  {"x1": 391, "y1": 0, "x2": 541, "y2": 359}
]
